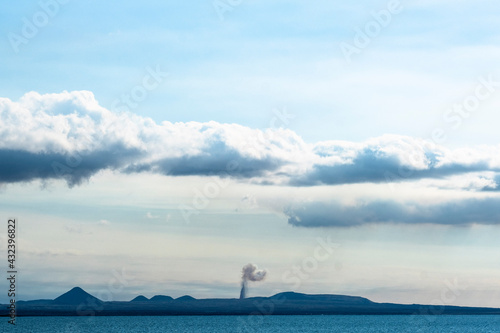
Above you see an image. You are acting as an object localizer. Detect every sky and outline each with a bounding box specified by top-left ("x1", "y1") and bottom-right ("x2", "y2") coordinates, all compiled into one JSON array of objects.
[{"x1": 1, "y1": 0, "x2": 500, "y2": 308}]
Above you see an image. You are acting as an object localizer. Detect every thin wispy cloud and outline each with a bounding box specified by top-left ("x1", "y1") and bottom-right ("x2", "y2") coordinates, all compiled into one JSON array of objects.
[
  {"x1": 99, "y1": 219, "x2": 111, "y2": 226},
  {"x1": 146, "y1": 212, "x2": 159, "y2": 219}
]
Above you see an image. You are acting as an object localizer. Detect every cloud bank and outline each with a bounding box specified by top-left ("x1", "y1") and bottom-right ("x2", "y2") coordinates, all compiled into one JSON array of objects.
[
  {"x1": 285, "y1": 198, "x2": 500, "y2": 227},
  {"x1": 1, "y1": 91, "x2": 500, "y2": 189}
]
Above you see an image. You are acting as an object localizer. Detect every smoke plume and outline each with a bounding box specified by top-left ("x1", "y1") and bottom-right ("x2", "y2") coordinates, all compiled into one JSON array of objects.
[{"x1": 239, "y1": 263, "x2": 267, "y2": 299}]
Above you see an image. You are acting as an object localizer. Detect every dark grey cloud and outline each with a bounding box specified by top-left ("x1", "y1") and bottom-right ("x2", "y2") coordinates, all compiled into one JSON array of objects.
[
  {"x1": 0, "y1": 145, "x2": 143, "y2": 187},
  {"x1": 481, "y1": 174, "x2": 500, "y2": 192},
  {"x1": 0, "y1": 142, "x2": 283, "y2": 186},
  {"x1": 125, "y1": 141, "x2": 284, "y2": 178},
  {"x1": 0, "y1": 143, "x2": 285, "y2": 187},
  {"x1": 291, "y1": 148, "x2": 494, "y2": 186},
  {"x1": 285, "y1": 198, "x2": 500, "y2": 227}
]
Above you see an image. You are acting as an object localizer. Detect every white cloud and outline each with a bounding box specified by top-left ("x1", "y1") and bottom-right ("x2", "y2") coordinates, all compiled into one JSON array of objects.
[
  {"x1": 1, "y1": 91, "x2": 500, "y2": 188},
  {"x1": 146, "y1": 212, "x2": 159, "y2": 219}
]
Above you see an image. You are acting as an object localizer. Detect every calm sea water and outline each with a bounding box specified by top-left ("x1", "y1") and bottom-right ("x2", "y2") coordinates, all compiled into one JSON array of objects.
[{"x1": 5, "y1": 315, "x2": 500, "y2": 332}]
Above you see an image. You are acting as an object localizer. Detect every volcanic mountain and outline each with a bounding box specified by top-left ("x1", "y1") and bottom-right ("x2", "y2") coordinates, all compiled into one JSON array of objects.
[
  {"x1": 53, "y1": 287, "x2": 103, "y2": 305},
  {"x1": 130, "y1": 295, "x2": 149, "y2": 302}
]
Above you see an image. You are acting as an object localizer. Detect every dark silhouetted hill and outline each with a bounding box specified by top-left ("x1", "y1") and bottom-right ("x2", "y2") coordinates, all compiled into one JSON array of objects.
[
  {"x1": 150, "y1": 295, "x2": 174, "y2": 302},
  {"x1": 270, "y1": 292, "x2": 373, "y2": 304},
  {"x1": 3, "y1": 287, "x2": 500, "y2": 316},
  {"x1": 53, "y1": 287, "x2": 102, "y2": 305},
  {"x1": 130, "y1": 295, "x2": 149, "y2": 302},
  {"x1": 176, "y1": 295, "x2": 196, "y2": 301}
]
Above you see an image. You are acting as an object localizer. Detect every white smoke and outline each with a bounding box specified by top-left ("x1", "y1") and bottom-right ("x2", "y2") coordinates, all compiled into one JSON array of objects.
[{"x1": 239, "y1": 263, "x2": 267, "y2": 299}]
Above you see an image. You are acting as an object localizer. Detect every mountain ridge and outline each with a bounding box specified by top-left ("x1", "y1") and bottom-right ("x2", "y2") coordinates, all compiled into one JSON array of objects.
[
  {"x1": 53, "y1": 287, "x2": 103, "y2": 305},
  {"x1": 3, "y1": 287, "x2": 500, "y2": 317}
]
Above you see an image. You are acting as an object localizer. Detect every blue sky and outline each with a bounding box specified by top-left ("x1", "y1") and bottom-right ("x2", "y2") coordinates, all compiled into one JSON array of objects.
[
  {"x1": 2, "y1": 0, "x2": 500, "y2": 144},
  {"x1": 1, "y1": 0, "x2": 500, "y2": 307}
]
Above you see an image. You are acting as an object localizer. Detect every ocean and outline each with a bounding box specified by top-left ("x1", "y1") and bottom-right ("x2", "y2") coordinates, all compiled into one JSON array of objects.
[{"x1": 5, "y1": 315, "x2": 500, "y2": 332}]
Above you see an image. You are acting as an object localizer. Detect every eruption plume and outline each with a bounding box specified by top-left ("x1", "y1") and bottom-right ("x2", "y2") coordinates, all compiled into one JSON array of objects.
[{"x1": 239, "y1": 263, "x2": 267, "y2": 299}]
